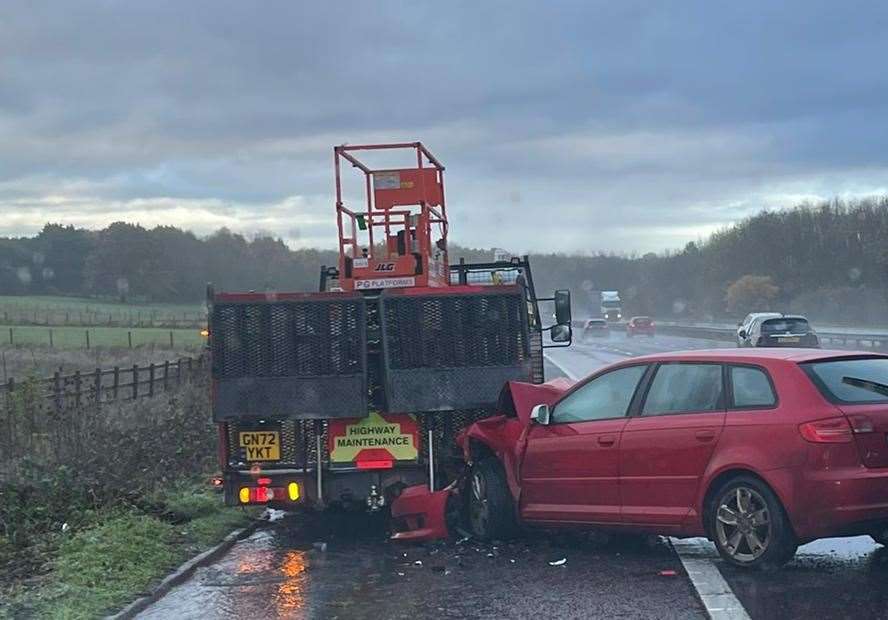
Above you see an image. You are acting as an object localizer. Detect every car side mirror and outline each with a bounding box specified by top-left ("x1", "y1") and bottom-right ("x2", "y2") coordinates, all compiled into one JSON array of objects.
[
  {"x1": 550, "y1": 323, "x2": 571, "y2": 343},
  {"x1": 738, "y1": 329, "x2": 747, "y2": 339},
  {"x1": 554, "y1": 289, "x2": 571, "y2": 325},
  {"x1": 530, "y1": 404, "x2": 551, "y2": 425}
]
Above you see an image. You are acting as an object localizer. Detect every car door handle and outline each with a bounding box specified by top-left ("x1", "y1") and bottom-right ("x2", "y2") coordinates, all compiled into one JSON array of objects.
[
  {"x1": 597, "y1": 435, "x2": 616, "y2": 447},
  {"x1": 695, "y1": 429, "x2": 716, "y2": 442}
]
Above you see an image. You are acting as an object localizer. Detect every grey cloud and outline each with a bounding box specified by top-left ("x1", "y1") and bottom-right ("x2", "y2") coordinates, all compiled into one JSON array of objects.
[{"x1": 2, "y1": 1, "x2": 888, "y2": 253}]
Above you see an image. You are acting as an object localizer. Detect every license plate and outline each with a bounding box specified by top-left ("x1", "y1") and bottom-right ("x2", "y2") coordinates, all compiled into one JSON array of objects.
[
  {"x1": 780, "y1": 337, "x2": 800, "y2": 343},
  {"x1": 239, "y1": 431, "x2": 280, "y2": 461}
]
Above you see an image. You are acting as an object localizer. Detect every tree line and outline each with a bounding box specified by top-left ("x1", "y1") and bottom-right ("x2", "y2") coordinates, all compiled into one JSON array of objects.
[{"x1": 1, "y1": 197, "x2": 886, "y2": 324}]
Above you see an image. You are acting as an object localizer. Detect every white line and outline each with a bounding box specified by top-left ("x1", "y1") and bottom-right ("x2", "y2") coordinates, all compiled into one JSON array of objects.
[
  {"x1": 543, "y1": 353, "x2": 578, "y2": 380},
  {"x1": 671, "y1": 539, "x2": 751, "y2": 620},
  {"x1": 547, "y1": 351, "x2": 750, "y2": 620}
]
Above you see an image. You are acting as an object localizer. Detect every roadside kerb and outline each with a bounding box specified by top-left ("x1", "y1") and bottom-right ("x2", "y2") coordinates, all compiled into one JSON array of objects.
[{"x1": 105, "y1": 516, "x2": 266, "y2": 620}]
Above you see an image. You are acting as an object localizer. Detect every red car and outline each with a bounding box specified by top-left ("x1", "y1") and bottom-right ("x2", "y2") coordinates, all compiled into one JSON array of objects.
[
  {"x1": 458, "y1": 349, "x2": 888, "y2": 569},
  {"x1": 626, "y1": 316, "x2": 655, "y2": 337}
]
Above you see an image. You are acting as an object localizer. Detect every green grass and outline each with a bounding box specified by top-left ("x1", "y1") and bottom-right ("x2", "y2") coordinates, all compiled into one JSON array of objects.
[
  {"x1": 0, "y1": 324, "x2": 203, "y2": 348},
  {"x1": 0, "y1": 295, "x2": 205, "y2": 328},
  {"x1": 1, "y1": 487, "x2": 258, "y2": 620},
  {"x1": 0, "y1": 295, "x2": 202, "y2": 315}
]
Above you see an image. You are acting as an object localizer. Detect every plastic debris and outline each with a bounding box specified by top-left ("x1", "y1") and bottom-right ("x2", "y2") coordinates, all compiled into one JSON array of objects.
[
  {"x1": 659, "y1": 570, "x2": 677, "y2": 577},
  {"x1": 510, "y1": 559, "x2": 516, "y2": 564},
  {"x1": 549, "y1": 558, "x2": 567, "y2": 566},
  {"x1": 61, "y1": 523, "x2": 69, "y2": 532},
  {"x1": 414, "y1": 560, "x2": 423, "y2": 566},
  {"x1": 397, "y1": 572, "x2": 405, "y2": 576}
]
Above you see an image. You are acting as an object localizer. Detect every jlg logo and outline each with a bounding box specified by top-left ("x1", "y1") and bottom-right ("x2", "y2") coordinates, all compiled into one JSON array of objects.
[{"x1": 374, "y1": 263, "x2": 396, "y2": 272}]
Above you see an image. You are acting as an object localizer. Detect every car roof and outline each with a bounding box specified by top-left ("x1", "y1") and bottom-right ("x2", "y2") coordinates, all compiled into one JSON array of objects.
[
  {"x1": 626, "y1": 348, "x2": 888, "y2": 365},
  {"x1": 587, "y1": 318, "x2": 606, "y2": 323},
  {"x1": 760, "y1": 314, "x2": 808, "y2": 321},
  {"x1": 630, "y1": 315, "x2": 651, "y2": 320},
  {"x1": 747, "y1": 312, "x2": 782, "y2": 319}
]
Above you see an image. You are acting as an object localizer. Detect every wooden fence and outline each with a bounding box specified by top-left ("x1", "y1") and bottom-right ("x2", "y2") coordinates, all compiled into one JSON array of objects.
[{"x1": 0, "y1": 355, "x2": 207, "y2": 412}]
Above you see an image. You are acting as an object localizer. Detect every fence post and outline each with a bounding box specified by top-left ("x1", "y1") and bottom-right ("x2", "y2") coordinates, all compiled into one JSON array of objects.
[
  {"x1": 188, "y1": 357, "x2": 193, "y2": 381},
  {"x1": 85, "y1": 330, "x2": 90, "y2": 350},
  {"x1": 53, "y1": 371, "x2": 62, "y2": 413},
  {"x1": 177, "y1": 359, "x2": 182, "y2": 385},
  {"x1": 113, "y1": 366, "x2": 120, "y2": 400},
  {"x1": 74, "y1": 371, "x2": 82, "y2": 408},
  {"x1": 94, "y1": 368, "x2": 102, "y2": 407},
  {"x1": 49, "y1": 329, "x2": 53, "y2": 348},
  {"x1": 148, "y1": 363, "x2": 155, "y2": 397},
  {"x1": 162, "y1": 360, "x2": 169, "y2": 391},
  {"x1": 8, "y1": 327, "x2": 12, "y2": 346},
  {"x1": 132, "y1": 364, "x2": 139, "y2": 399},
  {"x1": 169, "y1": 330, "x2": 174, "y2": 348},
  {"x1": 128, "y1": 331, "x2": 133, "y2": 348}
]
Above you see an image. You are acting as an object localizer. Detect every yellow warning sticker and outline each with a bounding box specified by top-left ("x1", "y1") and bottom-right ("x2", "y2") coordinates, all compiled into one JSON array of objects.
[{"x1": 328, "y1": 411, "x2": 418, "y2": 463}]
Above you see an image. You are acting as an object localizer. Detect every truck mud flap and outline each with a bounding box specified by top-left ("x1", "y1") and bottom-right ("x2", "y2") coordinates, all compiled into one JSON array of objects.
[{"x1": 211, "y1": 294, "x2": 367, "y2": 420}]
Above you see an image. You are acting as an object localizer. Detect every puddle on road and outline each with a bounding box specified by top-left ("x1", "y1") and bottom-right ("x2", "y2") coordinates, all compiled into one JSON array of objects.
[
  {"x1": 137, "y1": 514, "x2": 705, "y2": 620},
  {"x1": 716, "y1": 536, "x2": 888, "y2": 620}
]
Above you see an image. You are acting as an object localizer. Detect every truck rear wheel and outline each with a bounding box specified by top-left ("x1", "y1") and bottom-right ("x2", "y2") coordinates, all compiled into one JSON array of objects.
[{"x1": 467, "y1": 458, "x2": 517, "y2": 540}]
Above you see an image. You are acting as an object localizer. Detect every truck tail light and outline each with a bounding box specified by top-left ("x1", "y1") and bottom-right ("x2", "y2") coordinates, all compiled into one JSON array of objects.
[
  {"x1": 357, "y1": 460, "x2": 394, "y2": 470},
  {"x1": 288, "y1": 482, "x2": 300, "y2": 501},
  {"x1": 799, "y1": 418, "x2": 853, "y2": 443}
]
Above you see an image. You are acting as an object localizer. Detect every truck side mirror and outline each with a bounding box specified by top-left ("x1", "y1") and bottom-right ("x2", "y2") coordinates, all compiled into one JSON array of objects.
[
  {"x1": 530, "y1": 404, "x2": 551, "y2": 425},
  {"x1": 554, "y1": 289, "x2": 571, "y2": 325},
  {"x1": 551, "y1": 323, "x2": 571, "y2": 343}
]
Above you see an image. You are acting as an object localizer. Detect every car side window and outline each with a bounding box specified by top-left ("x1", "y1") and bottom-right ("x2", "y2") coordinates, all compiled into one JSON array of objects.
[
  {"x1": 641, "y1": 363, "x2": 724, "y2": 416},
  {"x1": 553, "y1": 365, "x2": 647, "y2": 423},
  {"x1": 730, "y1": 365, "x2": 776, "y2": 408}
]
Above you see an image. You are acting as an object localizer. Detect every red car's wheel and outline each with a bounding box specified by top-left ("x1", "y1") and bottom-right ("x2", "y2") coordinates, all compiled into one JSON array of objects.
[
  {"x1": 708, "y1": 476, "x2": 797, "y2": 569},
  {"x1": 467, "y1": 458, "x2": 517, "y2": 540}
]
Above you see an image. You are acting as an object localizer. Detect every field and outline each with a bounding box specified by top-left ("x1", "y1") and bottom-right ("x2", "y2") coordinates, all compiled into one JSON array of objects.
[
  {"x1": 0, "y1": 295, "x2": 205, "y2": 327},
  {"x1": 1, "y1": 324, "x2": 203, "y2": 349}
]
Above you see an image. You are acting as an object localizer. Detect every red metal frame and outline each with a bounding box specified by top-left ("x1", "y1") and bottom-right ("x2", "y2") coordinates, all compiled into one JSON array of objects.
[{"x1": 334, "y1": 142, "x2": 449, "y2": 292}]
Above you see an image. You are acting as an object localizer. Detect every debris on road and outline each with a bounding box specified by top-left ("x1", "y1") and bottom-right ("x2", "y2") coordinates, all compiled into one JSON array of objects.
[
  {"x1": 549, "y1": 558, "x2": 568, "y2": 566},
  {"x1": 659, "y1": 570, "x2": 677, "y2": 577}
]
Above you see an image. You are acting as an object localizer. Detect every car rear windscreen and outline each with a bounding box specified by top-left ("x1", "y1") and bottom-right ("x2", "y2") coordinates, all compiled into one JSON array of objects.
[
  {"x1": 762, "y1": 318, "x2": 810, "y2": 334},
  {"x1": 634, "y1": 317, "x2": 651, "y2": 326},
  {"x1": 802, "y1": 357, "x2": 888, "y2": 403}
]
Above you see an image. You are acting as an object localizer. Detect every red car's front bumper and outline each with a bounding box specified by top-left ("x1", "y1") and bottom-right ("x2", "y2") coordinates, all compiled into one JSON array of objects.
[{"x1": 390, "y1": 485, "x2": 452, "y2": 542}]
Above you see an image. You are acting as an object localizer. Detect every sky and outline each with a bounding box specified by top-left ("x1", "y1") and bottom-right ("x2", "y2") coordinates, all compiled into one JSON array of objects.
[{"x1": 2, "y1": 1, "x2": 888, "y2": 254}]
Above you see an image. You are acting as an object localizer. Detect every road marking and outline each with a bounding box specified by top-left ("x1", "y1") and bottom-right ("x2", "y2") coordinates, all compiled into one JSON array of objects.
[
  {"x1": 545, "y1": 352, "x2": 751, "y2": 620},
  {"x1": 544, "y1": 353, "x2": 578, "y2": 380},
  {"x1": 671, "y1": 539, "x2": 751, "y2": 620}
]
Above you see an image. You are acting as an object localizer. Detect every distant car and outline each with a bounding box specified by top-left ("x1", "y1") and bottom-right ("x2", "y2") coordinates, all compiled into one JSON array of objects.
[
  {"x1": 739, "y1": 315, "x2": 820, "y2": 348},
  {"x1": 459, "y1": 349, "x2": 888, "y2": 569},
  {"x1": 582, "y1": 318, "x2": 610, "y2": 340},
  {"x1": 626, "y1": 316, "x2": 655, "y2": 337},
  {"x1": 737, "y1": 312, "x2": 782, "y2": 346}
]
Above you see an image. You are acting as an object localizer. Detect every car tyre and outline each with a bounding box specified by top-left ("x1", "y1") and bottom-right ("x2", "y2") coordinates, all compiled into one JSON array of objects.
[
  {"x1": 870, "y1": 527, "x2": 888, "y2": 546},
  {"x1": 708, "y1": 476, "x2": 797, "y2": 569},
  {"x1": 467, "y1": 458, "x2": 517, "y2": 541}
]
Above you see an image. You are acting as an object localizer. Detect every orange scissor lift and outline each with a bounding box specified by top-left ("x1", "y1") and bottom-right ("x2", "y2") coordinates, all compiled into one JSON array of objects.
[{"x1": 333, "y1": 142, "x2": 450, "y2": 291}]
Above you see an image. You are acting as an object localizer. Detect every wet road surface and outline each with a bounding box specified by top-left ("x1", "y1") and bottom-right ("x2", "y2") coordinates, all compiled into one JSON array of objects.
[{"x1": 138, "y1": 512, "x2": 704, "y2": 619}]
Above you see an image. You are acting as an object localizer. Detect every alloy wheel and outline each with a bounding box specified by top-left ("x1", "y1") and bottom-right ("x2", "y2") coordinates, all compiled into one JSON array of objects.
[{"x1": 715, "y1": 486, "x2": 772, "y2": 564}]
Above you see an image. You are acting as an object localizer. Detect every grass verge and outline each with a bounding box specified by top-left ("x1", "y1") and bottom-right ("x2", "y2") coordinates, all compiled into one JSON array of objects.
[{"x1": 0, "y1": 484, "x2": 260, "y2": 620}]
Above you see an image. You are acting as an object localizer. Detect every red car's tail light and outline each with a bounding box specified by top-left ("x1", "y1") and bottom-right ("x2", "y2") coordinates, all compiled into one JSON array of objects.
[
  {"x1": 799, "y1": 418, "x2": 853, "y2": 443},
  {"x1": 847, "y1": 414, "x2": 875, "y2": 434}
]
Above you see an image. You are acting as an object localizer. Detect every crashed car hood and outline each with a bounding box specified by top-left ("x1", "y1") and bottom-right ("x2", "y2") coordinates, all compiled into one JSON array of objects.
[{"x1": 505, "y1": 377, "x2": 574, "y2": 425}]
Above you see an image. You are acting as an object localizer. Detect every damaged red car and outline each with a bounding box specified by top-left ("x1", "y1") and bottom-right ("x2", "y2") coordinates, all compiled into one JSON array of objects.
[{"x1": 455, "y1": 349, "x2": 888, "y2": 569}]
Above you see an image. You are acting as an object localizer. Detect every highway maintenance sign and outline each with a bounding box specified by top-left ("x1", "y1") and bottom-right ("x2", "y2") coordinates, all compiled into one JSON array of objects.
[{"x1": 328, "y1": 411, "x2": 419, "y2": 466}]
